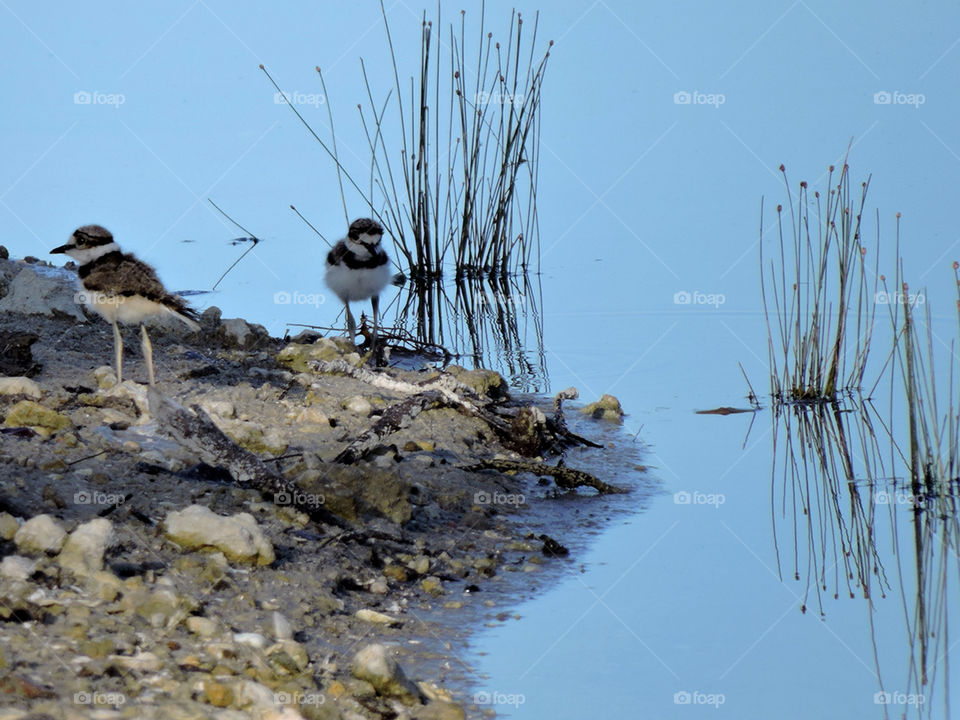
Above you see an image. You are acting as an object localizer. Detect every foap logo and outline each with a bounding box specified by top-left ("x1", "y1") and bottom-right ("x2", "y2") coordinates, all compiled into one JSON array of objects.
[
  {"x1": 273, "y1": 290, "x2": 325, "y2": 307},
  {"x1": 274, "y1": 490, "x2": 325, "y2": 508},
  {"x1": 74, "y1": 691, "x2": 127, "y2": 706},
  {"x1": 74, "y1": 290, "x2": 125, "y2": 307},
  {"x1": 874, "y1": 691, "x2": 925, "y2": 706},
  {"x1": 674, "y1": 90, "x2": 726, "y2": 108},
  {"x1": 673, "y1": 290, "x2": 726, "y2": 308},
  {"x1": 275, "y1": 691, "x2": 325, "y2": 706},
  {"x1": 473, "y1": 289, "x2": 528, "y2": 312},
  {"x1": 74, "y1": 90, "x2": 126, "y2": 108},
  {"x1": 873, "y1": 90, "x2": 925, "y2": 108},
  {"x1": 674, "y1": 490, "x2": 725, "y2": 508},
  {"x1": 474, "y1": 490, "x2": 526, "y2": 506},
  {"x1": 274, "y1": 90, "x2": 325, "y2": 107},
  {"x1": 875, "y1": 290, "x2": 924, "y2": 306},
  {"x1": 74, "y1": 490, "x2": 125, "y2": 507},
  {"x1": 475, "y1": 90, "x2": 524, "y2": 105},
  {"x1": 674, "y1": 690, "x2": 726, "y2": 707},
  {"x1": 473, "y1": 690, "x2": 526, "y2": 708},
  {"x1": 875, "y1": 490, "x2": 922, "y2": 508}
]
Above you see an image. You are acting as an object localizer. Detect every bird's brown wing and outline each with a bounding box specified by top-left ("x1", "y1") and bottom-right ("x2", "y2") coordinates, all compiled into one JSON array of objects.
[{"x1": 83, "y1": 253, "x2": 198, "y2": 321}]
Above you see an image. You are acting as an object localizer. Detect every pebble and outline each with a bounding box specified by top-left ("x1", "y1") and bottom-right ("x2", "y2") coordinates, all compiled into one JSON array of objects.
[
  {"x1": 420, "y1": 576, "x2": 445, "y2": 596},
  {"x1": 580, "y1": 393, "x2": 625, "y2": 421},
  {"x1": 234, "y1": 632, "x2": 268, "y2": 649},
  {"x1": 14, "y1": 514, "x2": 67, "y2": 554},
  {"x1": 186, "y1": 616, "x2": 219, "y2": 638},
  {"x1": 58, "y1": 517, "x2": 114, "y2": 576},
  {"x1": 271, "y1": 611, "x2": 293, "y2": 640},
  {"x1": 163, "y1": 505, "x2": 275, "y2": 565},
  {"x1": 0, "y1": 555, "x2": 38, "y2": 581},
  {"x1": 342, "y1": 395, "x2": 373, "y2": 415},
  {"x1": 0, "y1": 377, "x2": 41, "y2": 398},
  {"x1": 0, "y1": 512, "x2": 19, "y2": 540},
  {"x1": 3, "y1": 400, "x2": 71, "y2": 435},
  {"x1": 355, "y1": 609, "x2": 397, "y2": 625},
  {"x1": 350, "y1": 643, "x2": 420, "y2": 705}
]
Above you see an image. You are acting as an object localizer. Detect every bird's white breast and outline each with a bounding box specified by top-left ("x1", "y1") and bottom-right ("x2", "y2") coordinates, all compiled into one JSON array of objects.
[{"x1": 325, "y1": 261, "x2": 391, "y2": 303}]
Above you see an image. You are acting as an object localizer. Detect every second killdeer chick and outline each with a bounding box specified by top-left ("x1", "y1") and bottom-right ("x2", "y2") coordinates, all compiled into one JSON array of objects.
[
  {"x1": 50, "y1": 224, "x2": 200, "y2": 385},
  {"x1": 324, "y1": 218, "x2": 391, "y2": 348}
]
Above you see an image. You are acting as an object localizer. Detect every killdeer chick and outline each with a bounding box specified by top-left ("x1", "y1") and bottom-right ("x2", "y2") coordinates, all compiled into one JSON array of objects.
[
  {"x1": 50, "y1": 225, "x2": 200, "y2": 385},
  {"x1": 324, "y1": 218, "x2": 391, "y2": 347}
]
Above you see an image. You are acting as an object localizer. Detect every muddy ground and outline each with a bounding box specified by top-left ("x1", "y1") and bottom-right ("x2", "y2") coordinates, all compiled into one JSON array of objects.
[{"x1": 0, "y1": 255, "x2": 651, "y2": 720}]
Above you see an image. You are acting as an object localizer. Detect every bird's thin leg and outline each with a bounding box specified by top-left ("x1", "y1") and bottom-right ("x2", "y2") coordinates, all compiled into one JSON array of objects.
[
  {"x1": 112, "y1": 321, "x2": 123, "y2": 384},
  {"x1": 140, "y1": 325, "x2": 155, "y2": 386},
  {"x1": 344, "y1": 303, "x2": 357, "y2": 345},
  {"x1": 371, "y1": 295, "x2": 380, "y2": 350}
]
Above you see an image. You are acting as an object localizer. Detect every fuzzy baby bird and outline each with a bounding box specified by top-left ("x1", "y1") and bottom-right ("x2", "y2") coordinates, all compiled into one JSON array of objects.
[
  {"x1": 324, "y1": 218, "x2": 391, "y2": 348},
  {"x1": 50, "y1": 224, "x2": 200, "y2": 385}
]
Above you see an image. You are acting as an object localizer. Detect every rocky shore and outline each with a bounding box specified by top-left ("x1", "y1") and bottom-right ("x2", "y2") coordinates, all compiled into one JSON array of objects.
[{"x1": 0, "y1": 253, "x2": 645, "y2": 719}]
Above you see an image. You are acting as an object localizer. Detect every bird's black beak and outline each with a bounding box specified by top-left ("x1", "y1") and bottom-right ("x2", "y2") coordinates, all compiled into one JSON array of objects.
[{"x1": 50, "y1": 244, "x2": 72, "y2": 254}]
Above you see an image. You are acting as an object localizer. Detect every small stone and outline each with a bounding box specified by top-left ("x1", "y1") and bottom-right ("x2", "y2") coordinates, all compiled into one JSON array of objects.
[
  {"x1": 402, "y1": 440, "x2": 435, "y2": 452},
  {"x1": 92, "y1": 365, "x2": 118, "y2": 390},
  {"x1": 219, "y1": 317, "x2": 268, "y2": 348},
  {"x1": 58, "y1": 518, "x2": 114, "y2": 576},
  {"x1": 234, "y1": 632, "x2": 268, "y2": 649},
  {"x1": 415, "y1": 701, "x2": 467, "y2": 720},
  {"x1": 271, "y1": 611, "x2": 293, "y2": 640},
  {"x1": 267, "y1": 639, "x2": 309, "y2": 671},
  {"x1": 295, "y1": 407, "x2": 330, "y2": 425},
  {"x1": 369, "y1": 579, "x2": 388, "y2": 595},
  {"x1": 0, "y1": 377, "x2": 41, "y2": 398},
  {"x1": 0, "y1": 555, "x2": 37, "y2": 581},
  {"x1": 580, "y1": 393, "x2": 625, "y2": 422},
  {"x1": 201, "y1": 399, "x2": 236, "y2": 418},
  {"x1": 107, "y1": 651, "x2": 162, "y2": 672},
  {"x1": 237, "y1": 680, "x2": 278, "y2": 711},
  {"x1": 14, "y1": 514, "x2": 67, "y2": 554},
  {"x1": 204, "y1": 680, "x2": 235, "y2": 708},
  {"x1": 355, "y1": 609, "x2": 397, "y2": 625},
  {"x1": 0, "y1": 513, "x2": 19, "y2": 541},
  {"x1": 0, "y1": 266, "x2": 85, "y2": 319},
  {"x1": 342, "y1": 395, "x2": 372, "y2": 415},
  {"x1": 350, "y1": 643, "x2": 420, "y2": 705},
  {"x1": 420, "y1": 576, "x2": 445, "y2": 597},
  {"x1": 163, "y1": 505, "x2": 275, "y2": 565},
  {"x1": 3, "y1": 400, "x2": 71, "y2": 435},
  {"x1": 408, "y1": 555, "x2": 430, "y2": 575},
  {"x1": 200, "y1": 305, "x2": 222, "y2": 329},
  {"x1": 382, "y1": 565, "x2": 409, "y2": 583},
  {"x1": 186, "y1": 616, "x2": 219, "y2": 637}
]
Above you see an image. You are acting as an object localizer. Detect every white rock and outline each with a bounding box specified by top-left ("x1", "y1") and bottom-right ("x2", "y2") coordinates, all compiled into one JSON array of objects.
[
  {"x1": 343, "y1": 395, "x2": 373, "y2": 415},
  {"x1": 355, "y1": 609, "x2": 397, "y2": 625},
  {"x1": 92, "y1": 365, "x2": 118, "y2": 390},
  {"x1": 14, "y1": 514, "x2": 67, "y2": 554},
  {"x1": 0, "y1": 555, "x2": 38, "y2": 580},
  {"x1": 163, "y1": 505, "x2": 275, "y2": 565},
  {"x1": 200, "y1": 399, "x2": 236, "y2": 419},
  {"x1": 237, "y1": 680, "x2": 278, "y2": 710},
  {"x1": 0, "y1": 377, "x2": 41, "y2": 398},
  {"x1": 350, "y1": 643, "x2": 420, "y2": 704},
  {"x1": 186, "y1": 616, "x2": 219, "y2": 637},
  {"x1": 271, "y1": 611, "x2": 293, "y2": 640},
  {"x1": 58, "y1": 518, "x2": 114, "y2": 575},
  {"x1": 0, "y1": 266, "x2": 85, "y2": 319},
  {"x1": 234, "y1": 632, "x2": 268, "y2": 649},
  {"x1": 108, "y1": 651, "x2": 162, "y2": 672}
]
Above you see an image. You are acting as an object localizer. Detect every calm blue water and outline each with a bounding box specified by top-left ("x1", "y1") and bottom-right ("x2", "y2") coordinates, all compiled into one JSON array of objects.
[{"x1": 3, "y1": 2, "x2": 960, "y2": 718}]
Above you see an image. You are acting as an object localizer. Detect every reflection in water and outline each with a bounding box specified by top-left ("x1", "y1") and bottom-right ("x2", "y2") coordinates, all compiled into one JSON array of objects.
[
  {"x1": 385, "y1": 274, "x2": 548, "y2": 393},
  {"x1": 770, "y1": 394, "x2": 959, "y2": 718}
]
